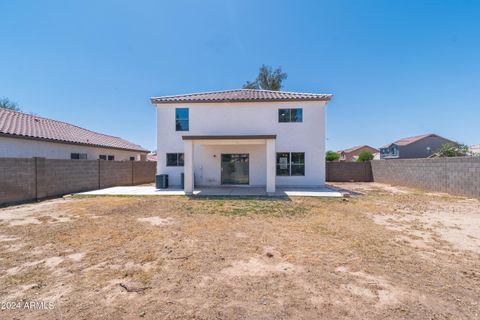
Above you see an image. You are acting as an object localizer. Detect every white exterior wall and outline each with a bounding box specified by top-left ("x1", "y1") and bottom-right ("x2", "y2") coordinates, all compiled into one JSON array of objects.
[
  {"x1": 156, "y1": 101, "x2": 326, "y2": 187},
  {"x1": 195, "y1": 144, "x2": 266, "y2": 186},
  {"x1": 0, "y1": 136, "x2": 145, "y2": 161}
]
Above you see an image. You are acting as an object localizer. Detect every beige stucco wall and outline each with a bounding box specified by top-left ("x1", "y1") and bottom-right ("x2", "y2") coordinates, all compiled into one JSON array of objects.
[{"x1": 0, "y1": 136, "x2": 145, "y2": 161}]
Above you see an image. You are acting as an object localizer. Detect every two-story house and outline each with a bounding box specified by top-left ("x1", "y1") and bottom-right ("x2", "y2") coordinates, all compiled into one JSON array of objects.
[
  {"x1": 151, "y1": 89, "x2": 333, "y2": 193},
  {"x1": 379, "y1": 133, "x2": 454, "y2": 159}
]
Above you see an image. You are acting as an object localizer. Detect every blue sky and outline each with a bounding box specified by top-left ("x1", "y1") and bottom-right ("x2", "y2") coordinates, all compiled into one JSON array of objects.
[{"x1": 1, "y1": 0, "x2": 479, "y2": 151}]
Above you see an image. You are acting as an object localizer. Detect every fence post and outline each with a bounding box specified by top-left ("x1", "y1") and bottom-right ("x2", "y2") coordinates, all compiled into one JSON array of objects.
[
  {"x1": 325, "y1": 162, "x2": 329, "y2": 182},
  {"x1": 131, "y1": 161, "x2": 134, "y2": 186},
  {"x1": 98, "y1": 159, "x2": 101, "y2": 189},
  {"x1": 365, "y1": 161, "x2": 372, "y2": 182}
]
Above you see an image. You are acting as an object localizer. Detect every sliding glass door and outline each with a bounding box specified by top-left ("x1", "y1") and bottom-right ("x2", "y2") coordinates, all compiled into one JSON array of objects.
[{"x1": 221, "y1": 154, "x2": 249, "y2": 185}]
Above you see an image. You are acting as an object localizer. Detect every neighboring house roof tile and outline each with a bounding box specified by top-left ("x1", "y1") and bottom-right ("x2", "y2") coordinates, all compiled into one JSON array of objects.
[
  {"x1": 381, "y1": 134, "x2": 448, "y2": 148},
  {"x1": 151, "y1": 89, "x2": 333, "y2": 104},
  {"x1": 0, "y1": 108, "x2": 148, "y2": 152},
  {"x1": 146, "y1": 154, "x2": 158, "y2": 162},
  {"x1": 338, "y1": 145, "x2": 379, "y2": 154}
]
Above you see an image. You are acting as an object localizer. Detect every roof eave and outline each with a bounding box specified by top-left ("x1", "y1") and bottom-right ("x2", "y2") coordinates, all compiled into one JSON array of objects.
[
  {"x1": 182, "y1": 134, "x2": 276, "y2": 140},
  {"x1": 0, "y1": 133, "x2": 149, "y2": 153},
  {"x1": 150, "y1": 96, "x2": 333, "y2": 105}
]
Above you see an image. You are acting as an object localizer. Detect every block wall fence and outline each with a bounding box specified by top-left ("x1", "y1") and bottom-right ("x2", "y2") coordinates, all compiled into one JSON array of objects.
[
  {"x1": 370, "y1": 158, "x2": 480, "y2": 198},
  {"x1": 326, "y1": 162, "x2": 373, "y2": 182},
  {"x1": 327, "y1": 157, "x2": 480, "y2": 198},
  {"x1": 0, "y1": 158, "x2": 156, "y2": 205},
  {"x1": 2, "y1": 157, "x2": 479, "y2": 205}
]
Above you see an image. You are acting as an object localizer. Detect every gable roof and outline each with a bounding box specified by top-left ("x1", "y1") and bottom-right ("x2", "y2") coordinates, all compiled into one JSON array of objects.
[
  {"x1": 381, "y1": 134, "x2": 449, "y2": 148},
  {"x1": 0, "y1": 108, "x2": 148, "y2": 152},
  {"x1": 338, "y1": 145, "x2": 379, "y2": 154},
  {"x1": 151, "y1": 89, "x2": 333, "y2": 104}
]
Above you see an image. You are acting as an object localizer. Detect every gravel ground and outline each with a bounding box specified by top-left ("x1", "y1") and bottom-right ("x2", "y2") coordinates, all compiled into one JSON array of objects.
[{"x1": 0, "y1": 183, "x2": 479, "y2": 319}]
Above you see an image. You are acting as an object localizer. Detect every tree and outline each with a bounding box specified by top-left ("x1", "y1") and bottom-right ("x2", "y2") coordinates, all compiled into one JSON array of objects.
[
  {"x1": 325, "y1": 151, "x2": 340, "y2": 162},
  {"x1": 0, "y1": 97, "x2": 20, "y2": 111},
  {"x1": 243, "y1": 65, "x2": 288, "y2": 91},
  {"x1": 357, "y1": 150, "x2": 374, "y2": 162},
  {"x1": 434, "y1": 143, "x2": 470, "y2": 157}
]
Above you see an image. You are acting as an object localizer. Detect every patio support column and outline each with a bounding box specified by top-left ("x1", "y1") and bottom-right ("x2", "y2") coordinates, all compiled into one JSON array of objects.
[
  {"x1": 184, "y1": 140, "x2": 194, "y2": 194},
  {"x1": 266, "y1": 139, "x2": 276, "y2": 193}
]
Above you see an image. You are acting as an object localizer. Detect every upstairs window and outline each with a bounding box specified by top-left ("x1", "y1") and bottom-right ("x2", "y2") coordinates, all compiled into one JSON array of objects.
[
  {"x1": 175, "y1": 108, "x2": 189, "y2": 131},
  {"x1": 129, "y1": 157, "x2": 135, "y2": 161},
  {"x1": 167, "y1": 153, "x2": 184, "y2": 166},
  {"x1": 276, "y1": 152, "x2": 305, "y2": 176},
  {"x1": 279, "y1": 108, "x2": 302, "y2": 123},
  {"x1": 71, "y1": 153, "x2": 87, "y2": 160},
  {"x1": 108, "y1": 155, "x2": 115, "y2": 161},
  {"x1": 99, "y1": 155, "x2": 107, "y2": 160}
]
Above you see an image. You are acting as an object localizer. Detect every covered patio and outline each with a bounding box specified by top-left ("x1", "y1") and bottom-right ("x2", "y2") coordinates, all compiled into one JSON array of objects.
[{"x1": 182, "y1": 134, "x2": 277, "y2": 194}]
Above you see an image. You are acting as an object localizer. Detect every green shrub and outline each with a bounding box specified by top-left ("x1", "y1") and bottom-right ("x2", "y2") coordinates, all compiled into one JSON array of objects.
[
  {"x1": 434, "y1": 143, "x2": 470, "y2": 157},
  {"x1": 325, "y1": 151, "x2": 340, "y2": 162},
  {"x1": 357, "y1": 151, "x2": 374, "y2": 162}
]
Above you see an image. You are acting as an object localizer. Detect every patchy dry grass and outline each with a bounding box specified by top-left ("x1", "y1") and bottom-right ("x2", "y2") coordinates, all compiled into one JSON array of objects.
[{"x1": 0, "y1": 183, "x2": 479, "y2": 319}]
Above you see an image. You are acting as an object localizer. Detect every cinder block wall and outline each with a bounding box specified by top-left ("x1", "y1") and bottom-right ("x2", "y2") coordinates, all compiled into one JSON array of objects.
[
  {"x1": 133, "y1": 161, "x2": 157, "y2": 185},
  {"x1": 0, "y1": 158, "x2": 36, "y2": 203},
  {"x1": 44, "y1": 159, "x2": 99, "y2": 197},
  {"x1": 99, "y1": 161, "x2": 133, "y2": 188},
  {"x1": 326, "y1": 162, "x2": 373, "y2": 182},
  {"x1": 371, "y1": 158, "x2": 480, "y2": 198},
  {"x1": 0, "y1": 158, "x2": 156, "y2": 206}
]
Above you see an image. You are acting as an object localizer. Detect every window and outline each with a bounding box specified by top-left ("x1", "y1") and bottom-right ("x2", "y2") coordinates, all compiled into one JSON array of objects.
[
  {"x1": 99, "y1": 155, "x2": 107, "y2": 160},
  {"x1": 108, "y1": 155, "x2": 115, "y2": 161},
  {"x1": 278, "y1": 108, "x2": 302, "y2": 123},
  {"x1": 71, "y1": 153, "x2": 87, "y2": 160},
  {"x1": 276, "y1": 152, "x2": 290, "y2": 176},
  {"x1": 166, "y1": 153, "x2": 184, "y2": 166},
  {"x1": 290, "y1": 152, "x2": 305, "y2": 175},
  {"x1": 129, "y1": 157, "x2": 135, "y2": 161},
  {"x1": 175, "y1": 108, "x2": 189, "y2": 131},
  {"x1": 276, "y1": 152, "x2": 305, "y2": 176}
]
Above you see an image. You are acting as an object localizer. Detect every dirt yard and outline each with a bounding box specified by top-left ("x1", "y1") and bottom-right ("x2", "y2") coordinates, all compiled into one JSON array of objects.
[{"x1": 0, "y1": 183, "x2": 479, "y2": 319}]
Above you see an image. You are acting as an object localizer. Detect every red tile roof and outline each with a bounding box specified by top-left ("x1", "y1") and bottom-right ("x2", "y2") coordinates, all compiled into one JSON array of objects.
[
  {"x1": 151, "y1": 89, "x2": 333, "y2": 104},
  {"x1": 0, "y1": 108, "x2": 148, "y2": 152},
  {"x1": 338, "y1": 145, "x2": 379, "y2": 154},
  {"x1": 146, "y1": 154, "x2": 157, "y2": 162}
]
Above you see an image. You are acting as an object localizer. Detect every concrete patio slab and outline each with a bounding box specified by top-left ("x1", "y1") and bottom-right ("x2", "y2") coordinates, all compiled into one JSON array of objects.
[{"x1": 76, "y1": 186, "x2": 345, "y2": 198}]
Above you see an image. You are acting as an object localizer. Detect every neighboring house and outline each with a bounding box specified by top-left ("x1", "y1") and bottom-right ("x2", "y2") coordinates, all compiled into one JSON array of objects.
[
  {"x1": 338, "y1": 145, "x2": 379, "y2": 162},
  {"x1": 151, "y1": 89, "x2": 333, "y2": 193},
  {"x1": 147, "y1": 152, "x2": 158, "y2": 162},
  {"x1": 0, "y1": 108, "x2": 148, "y2": 160},
  {"x1": 380, "y1": 133, "x2": 453, "y2": 159},
  {"x1": 469, "y1": 144, "x2": 480, "y2": 156}
]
